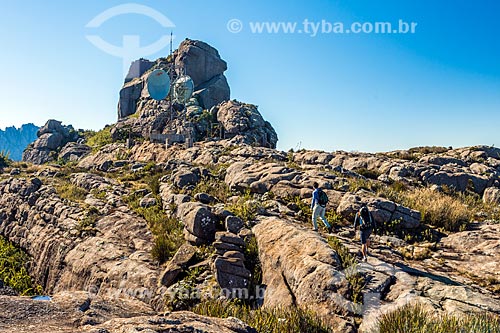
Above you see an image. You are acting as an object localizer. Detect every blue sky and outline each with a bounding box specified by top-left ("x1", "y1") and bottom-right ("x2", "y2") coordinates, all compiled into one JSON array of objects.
[{"x1": 0, "y1": 0, "x2": 499, "y2": 152}]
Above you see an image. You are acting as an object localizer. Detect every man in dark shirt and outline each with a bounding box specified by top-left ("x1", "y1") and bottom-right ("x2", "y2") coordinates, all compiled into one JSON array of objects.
[{"x1": 353, "y1": 205, "x2": 376, "y2": 262}]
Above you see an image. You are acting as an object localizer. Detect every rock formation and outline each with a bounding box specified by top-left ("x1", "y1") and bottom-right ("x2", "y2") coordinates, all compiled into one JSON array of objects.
[
  {"x1": 2, "y1": 39, "x2": 500, "y2": 332},
  {"x1": 22, "y1": 120, "x2": 90, "y2": 164},
  {"x1": 113, "y1": 39, "x2": 277, "y2": 149}
]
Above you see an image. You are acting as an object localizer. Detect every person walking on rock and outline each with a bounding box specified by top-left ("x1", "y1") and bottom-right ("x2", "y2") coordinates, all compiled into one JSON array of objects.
[
  {"x1": 353, "y1": 205, "x2": 376, "y2": 262},
  {"x1": 311, "y1": 182, "x2": 332, "y2": 233}
]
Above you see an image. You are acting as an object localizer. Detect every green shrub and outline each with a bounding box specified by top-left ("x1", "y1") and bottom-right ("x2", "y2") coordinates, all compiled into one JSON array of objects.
[
  {"x1": 193, "y1": 299, "x2": 332, "y2": 333},
  {"x1": 227, "y1": 190, "x2": 260, "y2": 222},
  {"x1": 85, "y1": 126, "x2": 113, "y2": 152},
  {"x1": 77, "y1": 207, "x2": 101, "y2": 236},
  {"x1": 348, "y1": 178, "x2": 382, "y2": 193},
  {"x1": 191, "y1": 177, "x2": 231, "y2": 202},
  {"x1": 125, "y1": 194, "x2": 183, "y2": 263},
  {"x1": 244, "y1": 235, "x2": 262, "y2": 304},
  {"x1": 56, "y1": 182, "x2": 88, "y2": 202},
  {"x1": 378, "y1": 303, "x2": 500, "y2": 333},
  {"x1": 0, "y1": 151, "x2": 9, "y2": 168},
  {"x1": 151, "y1": 230, "x2": 184, "y2": 264},
  {"x1": 327, "y1": 236, "x2": 365, "y2": 303},
  {"x1": 145, "y1": 174, "x2": 161, "y2": 195},
  {"x1": 0, "y1": 236, "x2": 43, "y2": 295}
]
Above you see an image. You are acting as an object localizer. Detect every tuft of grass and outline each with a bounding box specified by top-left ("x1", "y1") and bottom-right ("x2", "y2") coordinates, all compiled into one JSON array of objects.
[
  {"x1": 227, "y1": 190, "x2": 260, "y2": 222},
  {"x1": 0, "y1": 236, "x2": 43, "y2": 295},
  {"x1": 348, "y1": 178, "x2": 382, "y2": 193},
  {"x1": 125, "y1": 193, "x2": 183, "y2": 264},
  {"x1": 56, "y1": 182, "x2": 88, "y2": 202},
  {"x1": 85, "y1": 126, "x2": 113, "y2": 152},
  {"x1": 244, "y1": 234, "x2": 262, "y2": 304},
  {"x1": 191, "y1": 177, "x2": 231, "y2": 202},
  {"x1": 193, "y1": 299, "x2": 333, "y2": 333},
  {"x1": 399, "y1": 188, "x2": 472, "y2": 232},
  {"x1": 327, "y1": 236, "x2": 365, "y2": 303},
  {"x1": 378, "y1": 303, "x2": 500, "y2": 333},
  {"x1": 0, "y1": 151, "x2": 10, "y2": 168},
  {"x1": 145, "y1": 173, "x2": 161, "y2": 195},
  {"x1": 77, "y1": 206, "x2": 101, "y2": 236}
]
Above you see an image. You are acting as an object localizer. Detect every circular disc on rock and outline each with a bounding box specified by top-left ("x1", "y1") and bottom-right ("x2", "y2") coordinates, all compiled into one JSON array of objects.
[
  {"x1": 147, "y1": 69, "x2": 171, "y2": 100},
  {"x1": 173, "y1": 75, "x2": 194, "y2": 104}
]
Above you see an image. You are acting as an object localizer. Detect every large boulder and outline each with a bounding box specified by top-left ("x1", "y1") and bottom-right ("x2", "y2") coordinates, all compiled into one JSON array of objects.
[
  {"x1": 216, "y1": 100, "x2": 278, "y2": 148},
  {"x1": 117, "y1": 39, "x2": 231, "y2": 120},
  {"x1": 483, "y1": 187, "x2": 500, "y2": 204},
  {"x1": 59, "y1": 142, "x2": 91, "y2": 161},
  {"x1": 23, "y1": 119, "x2": 82, "y2": 165},
  {"x1": 176, "y1": 202, "x2": 217, "y2": 245},
  {"x1": 196, "y1": 74, "x2": 230, "y2": 110},
  {"x1": 336, "y1": 193, "x2": 421, "y2": 229},
  {"x1": 253, "y1": 217, "x2": 355, "y2": 332},
  {"x1": 175, "y1": 39, "x2": 228, "y2": 89}
]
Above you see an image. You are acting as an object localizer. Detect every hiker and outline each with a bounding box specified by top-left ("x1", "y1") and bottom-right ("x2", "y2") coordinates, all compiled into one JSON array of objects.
[
  {"x1": 353, "y1": 205, "x2": 376, "y2": 262},
  {"x1": 311, "y1": 182, "x2": 332, "y2": 233}
]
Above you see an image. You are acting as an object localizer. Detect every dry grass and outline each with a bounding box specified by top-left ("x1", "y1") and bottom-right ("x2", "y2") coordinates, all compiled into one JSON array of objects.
[
  {"x1": 193, "y1": 299, "x2": 333, "y2": 333},
  {"x1": 378, "y1": 303, "x2": 500, "y2": 333},
  {"x1": 399, "y1": 188, "x2": 472, "y2": 232}
]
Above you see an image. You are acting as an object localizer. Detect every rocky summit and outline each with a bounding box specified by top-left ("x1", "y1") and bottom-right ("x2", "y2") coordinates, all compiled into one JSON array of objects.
[{"x1": 1, "y1": 39, "x2": 499, "y2": 333}]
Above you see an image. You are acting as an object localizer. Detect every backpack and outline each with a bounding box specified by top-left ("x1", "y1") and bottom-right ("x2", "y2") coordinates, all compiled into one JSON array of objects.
[
  {"x1": 359, "y1": 210, "x2": 374, "y2": 230},
  {"x1": 317, "y1": 189, "x2": 329, "y2": 206}
]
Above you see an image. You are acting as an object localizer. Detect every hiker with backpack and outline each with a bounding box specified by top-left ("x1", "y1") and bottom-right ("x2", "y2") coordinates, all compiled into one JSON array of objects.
[
  {"x1": 311, "y1": 182, "x2": 333, "y2": 233},
  {"x1": 353, "y1": 205, "x2": 376, "y2": 262}
]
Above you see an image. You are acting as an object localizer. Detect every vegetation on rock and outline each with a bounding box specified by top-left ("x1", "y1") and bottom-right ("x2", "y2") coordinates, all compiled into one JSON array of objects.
[
  {"x1": 378, "y1": 303, "x2": 500, "y2": 333},
  {"x1": 0, "y1": 236, "x2": 42, "y2": 295}
]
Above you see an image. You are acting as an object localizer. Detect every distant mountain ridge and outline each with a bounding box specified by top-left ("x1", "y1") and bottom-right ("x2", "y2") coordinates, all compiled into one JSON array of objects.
[{"x1": 0, "y1": 124, "x2": 39, "y2": 161}]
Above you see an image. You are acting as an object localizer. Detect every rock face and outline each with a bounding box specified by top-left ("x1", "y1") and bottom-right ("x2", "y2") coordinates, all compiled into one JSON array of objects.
[
  {"x1": 22, "y1": 120, "x2": 86, "y2": 164},
  {"x1": 253, "y1": 217, "x2": 355, "y2": 332},
  {"x1": 0, "y1": 174, "x2": 159, "y2": 311},
  {"x1": 483, "y1": 187, "x2": 500, "y2": 204},
  {"x1": 0, "y1": 293, "x2": 255, "y2": 333},
  {"x1": 117, "y1": 39, "x2": 230, "y2": 120},
  {"x1": 216, "y1": 100, "x2": 278, "y2": 148},
  {"x1": 113, "y1": 39, "x2": 278, "y2": 150},
  {"x1": 0, "y1": 123, "x2": 38, "y2": 161},
  {"x1": 175, "y1": 39, "x2": 230, "y2": 109},
  {"x1": 177, "y1": 202, "x2": 217, "y2": 245}
]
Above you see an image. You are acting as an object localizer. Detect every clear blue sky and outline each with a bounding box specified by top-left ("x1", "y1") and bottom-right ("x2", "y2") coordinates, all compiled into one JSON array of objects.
[{"x1": 0, "y1": 0, "x2": 499, "y2": 152}]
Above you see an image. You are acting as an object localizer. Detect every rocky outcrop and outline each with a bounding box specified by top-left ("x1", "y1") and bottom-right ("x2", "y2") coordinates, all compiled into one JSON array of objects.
[
  {"x1": 92, "y1": 311, "x2": 256, "y2": 333},
  {"x1": 112, "y1": 40, "x2": 281, "y2": 149},
  {"x1": 483, "y1": 187, "x2": 500, "y2": 204},
  {"x1": 0, "y1": 123, "x2": 38, "y2": 161},
  {"x1": 0, "y1": 293, "x2": 255, "y2": 333},
  {"x1": 0, "y1": 174, "x2": 159, "y2": 310},
  {"x1": 216, "y1": 100, "x2": 278, "y2": 148},
  {"x1": 175, "y1": 39, "x2": 230, "y2": 110},
  {"x1": 225, "y1": 161, "x2": 299, "y2": 194},
  {"x1": 117, "y1": 39, "x2": 230, "y2": 120},
  {"x1": 176, "y1": 202, "x2": 217, "y2": 245},
  {"x1": 337, "y1": 193, "x2": 421, "y2": 229},
  {"x1": 253, "y1": 217, "x2": 355, "y2": 332},
  {"x1": 59, "y1": 142, "x2": 91, "y2": 162},
  {"x1": 22, "y1": 120, "x2": 86, "y2": 164},
  {"x1": 213, "y1": 231, "x2": 251, "y2": 294}
]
